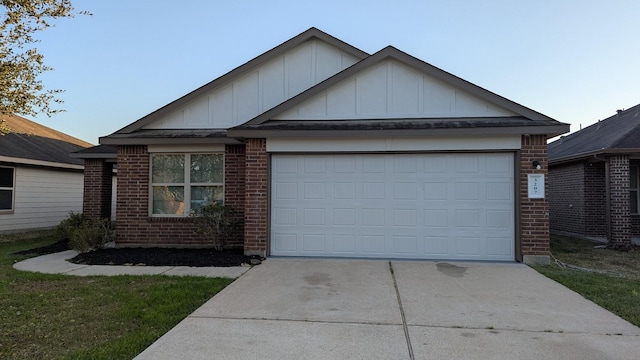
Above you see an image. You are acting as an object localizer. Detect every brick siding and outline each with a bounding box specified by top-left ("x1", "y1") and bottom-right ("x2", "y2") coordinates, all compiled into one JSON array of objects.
[
  {"x1": 632, "y1": 160, "x2": 640, "y2": 237},
  {"x1": 82, "y1": 159, "x2": 113, "y2": 219},
  {"x1": 224, "y1": 144, "x2": 246, "y2": 248},
  {"x1": 243, "y1": 138, "x2": 268, "y2": 256},
  {"x1": 520, "y1": 135, "x2": 550, "y2": 259},
  {"x1": 114, "y1": 145, "x2": 247, "y2": 247},
  {"x1": 549, "y1": 162, "x2": 585, "y2": 235},
  {"x1": 608, "y1": 155, "x2": 631, "y2": 245},
  {"x1": 584, "y1": 162, "x2": 607, "y2": 237}
]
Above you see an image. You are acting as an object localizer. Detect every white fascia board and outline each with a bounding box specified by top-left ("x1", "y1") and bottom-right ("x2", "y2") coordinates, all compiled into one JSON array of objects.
[
  {"x1": 0, "y1": 156, "x2": 84, "y2": 170},
  {"x1": 266, "y1": 136, "x2": 521, "y2": 153},
  {"x1": 147, "y1": 144, "x2": 226, "y2": 153}
]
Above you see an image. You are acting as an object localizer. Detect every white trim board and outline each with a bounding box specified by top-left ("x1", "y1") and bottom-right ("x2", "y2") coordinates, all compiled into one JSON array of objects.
[{"x1": 267, "y1": 136, "x2": 521, "y2": 153}]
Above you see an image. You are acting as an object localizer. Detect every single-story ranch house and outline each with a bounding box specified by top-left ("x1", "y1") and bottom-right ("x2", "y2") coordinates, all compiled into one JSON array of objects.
[
  {"x1": 0, "y1": 114, "x2": 91, "y2": 232},
  {"x1": 549, "y1": 104, "x2": 640, "y2": 245},
  {"x1": 78, "y1": 28, "x2": 569, "y2": 264}
]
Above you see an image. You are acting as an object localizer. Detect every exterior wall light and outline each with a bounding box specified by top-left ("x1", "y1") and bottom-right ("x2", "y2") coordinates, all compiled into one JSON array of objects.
[{"x1": 532, "y1": 160, "x2": 541, "y2": 170}]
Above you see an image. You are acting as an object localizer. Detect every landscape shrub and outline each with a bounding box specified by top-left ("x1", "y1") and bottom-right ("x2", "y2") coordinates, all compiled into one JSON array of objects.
[
  {"x1": 190, "y1": 203, "x2": 239, "y2": 251},
  {"x1": 56, "y1": 212, "x2": 115, "y2": 252}
]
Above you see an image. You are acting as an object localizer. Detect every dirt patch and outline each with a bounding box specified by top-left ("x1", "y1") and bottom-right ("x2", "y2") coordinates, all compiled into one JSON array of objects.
[{"x1": 15, "y1": 240, "x2": 261, "y2": 267}]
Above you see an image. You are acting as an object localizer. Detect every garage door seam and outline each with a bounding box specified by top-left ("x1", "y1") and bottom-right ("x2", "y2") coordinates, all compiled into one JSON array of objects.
[{"x1": 390, "y1": 261, "x2": 414, "y2": 360}]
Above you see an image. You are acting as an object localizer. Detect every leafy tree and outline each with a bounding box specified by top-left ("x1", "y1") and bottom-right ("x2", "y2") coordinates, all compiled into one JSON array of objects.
[{"x1": 0, "y1": 0, "x2": 88, "y2": 134}]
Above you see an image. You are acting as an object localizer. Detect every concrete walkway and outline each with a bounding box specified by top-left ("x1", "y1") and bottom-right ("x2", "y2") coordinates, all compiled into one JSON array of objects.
[
  {"x1": 134, "y1": 259, "x2": 640, "y2": 360},
  {"x1": 13, "y1": 250, "x2": 250, "y2": 278}
]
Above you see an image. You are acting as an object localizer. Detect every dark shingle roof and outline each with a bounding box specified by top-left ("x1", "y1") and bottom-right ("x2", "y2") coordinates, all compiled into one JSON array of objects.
[
  {"x1": 0, "y1": 133, "x2": 88, "y2": 166},
  {"x1": 1, "y1": 114, "x2": 92, "y2": 147},
  {"x1": 548, "y1": 103, "x2": 640, "y2": 163},
  {"x1": 0, "y1": 114, "x2": 90, "y2": 167}
]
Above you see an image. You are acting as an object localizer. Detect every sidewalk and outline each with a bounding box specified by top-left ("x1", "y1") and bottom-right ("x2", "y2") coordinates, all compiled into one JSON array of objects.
[{"x1": 13, "y1": 250, "x2": 250, "y2": 278}]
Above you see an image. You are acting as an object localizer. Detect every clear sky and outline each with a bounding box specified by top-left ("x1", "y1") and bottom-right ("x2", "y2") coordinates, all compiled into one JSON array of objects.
[{"x1": 29, "y1": 0, "x2": 640, "y2": 144}]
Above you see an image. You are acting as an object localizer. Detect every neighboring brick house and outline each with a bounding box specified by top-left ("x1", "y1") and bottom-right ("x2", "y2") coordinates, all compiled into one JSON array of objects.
[
  {"x1": 0, "y1": 114, "x2": 91, "y2": 232},
  {"x1": 77, "y1": 28, "x2": 569, "y2": 264},
  {"x1": 548, "y1": 104, "x2": 640, "y2": 245}
]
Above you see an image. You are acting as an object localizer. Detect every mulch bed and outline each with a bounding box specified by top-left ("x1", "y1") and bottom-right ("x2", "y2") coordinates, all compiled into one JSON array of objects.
[
  {"x1": 14, "y1": 240, "x2": 261, "y2": 267},
  {"x1": 70, "y1": 247, "x2": 257, "y2": 267},
  {"x1": 14, "y1": 239, "x2": 71, "y2": 256}
]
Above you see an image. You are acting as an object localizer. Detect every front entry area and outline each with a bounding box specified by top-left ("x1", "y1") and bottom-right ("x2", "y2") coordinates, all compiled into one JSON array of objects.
[{"x1": 270, "y1": 153, "x2": 515, "y2": 261}]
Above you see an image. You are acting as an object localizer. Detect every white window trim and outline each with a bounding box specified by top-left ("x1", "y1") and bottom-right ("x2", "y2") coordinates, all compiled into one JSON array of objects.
[
  {"x1": 0, "y1": 165, "x2": 15, "y2": 214},
  {"x1": 149, "y1": 153, "x2": 224, "y2": 217}
]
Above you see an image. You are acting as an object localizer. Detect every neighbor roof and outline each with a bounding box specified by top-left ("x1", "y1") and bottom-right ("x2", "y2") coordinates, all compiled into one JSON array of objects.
[
  {"x1": 548, "y1": 103, "x2": 640, "y2": 164},
  {"x1": 0, "y1": 114, "x2": 91, "y2": 168}
]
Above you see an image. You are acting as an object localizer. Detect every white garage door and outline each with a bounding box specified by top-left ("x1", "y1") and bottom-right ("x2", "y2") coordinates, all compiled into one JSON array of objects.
[{"x1": 270, "y1": 153, "x2": 515, "y2": 261}]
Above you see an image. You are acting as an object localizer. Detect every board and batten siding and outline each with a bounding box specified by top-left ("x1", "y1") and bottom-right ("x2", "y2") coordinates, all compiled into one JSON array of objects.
[
  {"x1": 275, "y1": 60, "x2": 518, "y2": 120},
  {"x1": 143, "y1": 39, "x2": 361, "y2": 130},
  {"x1": 0, "y1": 167, "x2": 84, "y2": 232}
]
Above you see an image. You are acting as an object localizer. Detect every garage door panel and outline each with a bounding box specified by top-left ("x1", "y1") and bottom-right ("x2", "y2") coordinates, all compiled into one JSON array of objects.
[
  {"x1": 271, "y1": 153, "x2": 514, "y2": 260},
  {"x1": 424, "y1": 236, "x2": 449, "y2": 255},
  {"x1": 273, "y1": 233, "x2": 298, "y2": 252},
  {"x1": 332, "y1": 234, "x2": 357, "y2": 253},
  {"x1": 362, "y1": 235, "x2": 385, "y2": 253}
]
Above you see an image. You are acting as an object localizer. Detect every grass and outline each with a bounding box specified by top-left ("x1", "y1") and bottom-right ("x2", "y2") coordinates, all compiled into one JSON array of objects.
[
  {"x1": 0, "y1": 231, "x2": 234, "y2": 359},
  {"x1": 533, "y1": 235, "x2": 640, "y2": 327}
]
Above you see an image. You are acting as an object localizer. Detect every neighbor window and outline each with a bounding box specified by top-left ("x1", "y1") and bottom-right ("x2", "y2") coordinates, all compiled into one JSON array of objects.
[
  {"x1": 0, "y1": 166, "x2": 15, "y2": 213},
  {"x1": 631, "y1": 165, "x2": 639, "y2": 214},
  {"x1": 150, "y1": 154, "x2": 223, "y2": 216}
]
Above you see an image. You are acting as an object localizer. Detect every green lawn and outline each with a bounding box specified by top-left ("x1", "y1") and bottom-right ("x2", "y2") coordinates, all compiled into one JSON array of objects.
[
  {"x1": 0, "y1": 231, "x2": 233, "y2": 359},
  {"x1": 533, "y1": 235, "x2": 640, "y2": 327}
]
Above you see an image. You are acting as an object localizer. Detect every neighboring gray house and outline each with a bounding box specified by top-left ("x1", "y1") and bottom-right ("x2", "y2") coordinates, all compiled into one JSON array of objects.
[
  {"x1": 548, "y1": 104, "x2": 640, "y2": 245},
  {"x1": 78, "y1": 28, "x2": 569, "y2": 264},
  {"x1": 0, "y1": 114, "x2": 91, "y2": 232}
]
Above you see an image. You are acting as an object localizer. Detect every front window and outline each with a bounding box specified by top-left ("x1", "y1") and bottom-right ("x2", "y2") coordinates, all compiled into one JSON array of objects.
[
  {"x1": 631, "y1": 165, "x2": 639, "y2": 214},
  {"x1": 0, "y1": 166, "x2": 15, "y2": 213},
  {"x1": 150, "y1": 154, "x2": 223, "y2": 216}
]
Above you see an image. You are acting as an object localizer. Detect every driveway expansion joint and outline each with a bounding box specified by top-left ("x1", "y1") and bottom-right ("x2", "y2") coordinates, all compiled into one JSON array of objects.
[
  {"x1": 189, "y1": 315, "x2": 403, "y2": 327},
  {"x1": 390, "y1": 261, "x2": 415, "y2": 360}
]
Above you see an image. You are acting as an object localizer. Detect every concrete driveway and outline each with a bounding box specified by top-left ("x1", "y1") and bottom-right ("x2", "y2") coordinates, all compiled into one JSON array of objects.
[{"x1": 135, "y1": 259, "x2": 640, "y2": 360}]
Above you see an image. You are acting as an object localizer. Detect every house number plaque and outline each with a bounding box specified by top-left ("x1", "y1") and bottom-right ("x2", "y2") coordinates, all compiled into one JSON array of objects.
[{"x1": 527, "y1": 174, "x2": 544, "y2": 199}]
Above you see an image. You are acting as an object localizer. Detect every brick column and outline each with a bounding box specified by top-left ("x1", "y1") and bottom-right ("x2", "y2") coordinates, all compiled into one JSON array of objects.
[
  {"x1": 607, "y1": 155, "x2": 631, "y2": 245},
  {"x1": 244, "y1": 138, "x2": 268, "y2": 256},
  {"x1": 225, "y1": 144, "x2": 246, "y2": 248},
  {"x1": 520, "y1": 135, "x2": 550, "y2": 265},
  {"x1": 82, "y1": 158, "x2": 113, "y2": 219},
  {"x1": 116, "y1": 145, "x2": 150, "y2": 245}
]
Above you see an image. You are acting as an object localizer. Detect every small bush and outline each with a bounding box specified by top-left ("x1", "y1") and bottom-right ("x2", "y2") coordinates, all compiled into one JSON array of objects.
[
  {"x1": 54, "y1": 211, "x2": 87, "y2": 240},
  {"x1": 190, "y1": 203, "x2": 239, "y2": 251},
  {"x1": 56, "y1": 212, "x2": 115, "y2": 252}
]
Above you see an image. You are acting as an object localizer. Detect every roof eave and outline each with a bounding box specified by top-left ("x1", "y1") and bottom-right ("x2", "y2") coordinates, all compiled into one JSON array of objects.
[
  {"x1": 0, "y1": 155, "x2": 84, "y2": 170},
  {"x1": 99, "y1": 136, "x2": 243, "y2": 146},
  {"x1": 549, "y1": 147, "x2": 640, "y2": 165},
  {"x1": 69, "y1": 152, "x2": 118, "y2": 160},
  {"x1": 227, "y1": 124, "x2": 570, "y2": 139}
]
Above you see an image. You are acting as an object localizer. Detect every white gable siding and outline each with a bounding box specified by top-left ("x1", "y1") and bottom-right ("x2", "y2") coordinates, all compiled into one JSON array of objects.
[
  {"x1": 0, "y1": 167, "x2": 83, "y2": 232},
  {"x1": 275, "y1": 60, "x2": 518, "y2": 120},
  {"x1": 144, "y1": 39, "x2": 361, "y2": 130}
]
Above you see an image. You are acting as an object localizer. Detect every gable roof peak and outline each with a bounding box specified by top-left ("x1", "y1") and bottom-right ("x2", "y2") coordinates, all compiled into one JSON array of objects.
[
  {"x1": 238, "y1": 43, "x2": 558, "y2": 127},
  {"x1": 105, "y1": 27, "x2": 369, "y2": 137}
]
